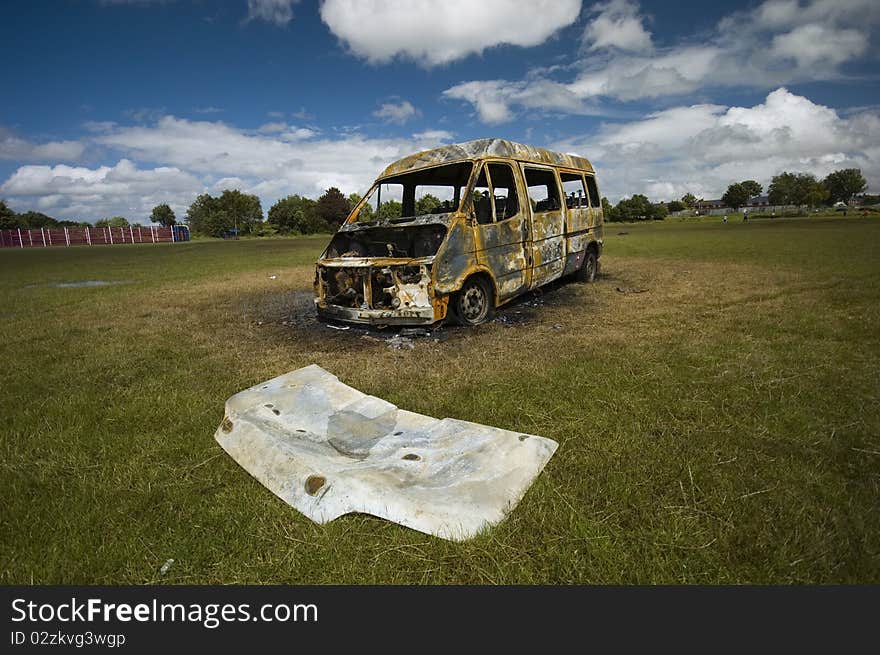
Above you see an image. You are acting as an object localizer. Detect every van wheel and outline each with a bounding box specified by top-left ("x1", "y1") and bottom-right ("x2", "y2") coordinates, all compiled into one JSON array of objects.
[
  {"x1": 576, "y1": 249, "x2": 598, "y2": 283},
  {"x1": 454, "y1": 277, "x2": 494, "y2": 326}
]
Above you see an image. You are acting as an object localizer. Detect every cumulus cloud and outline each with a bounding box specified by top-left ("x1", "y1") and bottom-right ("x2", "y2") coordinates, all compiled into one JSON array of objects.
[
  {"x1": 444, "y1": 0, "x2": 880, "y2": 121},
  {"x1": 0, "y1": 129, "x2": 86, "y2": 162},
  {"x1": 551, "y1": 88, "x2": 880, "y2": 202},
  {"x1": 0, "y1": 159, "x2": 202, "y2": 220},
  {"x1": 0, "y1": 117, "x2": 457, "y2": 220},
  {"x1": 443, "y1": 78, "x2": 598, "y2": 124},
  {"x1": 582, "y1": 0, "x2": 652, "y2": 52},
  {"x1": 320, "y1": 0, "x2": 581, "y2": 66},
  {"x1": 245, "y1": 0, "x2": 298, "y2": 27},
  {"x1": 373, "y1": 100, "x2": 420, "y2": 125}
]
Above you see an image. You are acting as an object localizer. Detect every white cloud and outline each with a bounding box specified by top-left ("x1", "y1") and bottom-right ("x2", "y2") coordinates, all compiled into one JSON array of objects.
[
  {"x1": 257, "y1": 122, "x2": 288, "y2": 133},
  {"x1": 246, "y1": 0, "x2": 298, "y2": 27},
  {"x1": 769, "y1": 24, "x2": 867, "y2": 67},
  {"x1": 0, "y1": 117, "x2": 457, "y2": 220},
  {"x1": 411, "y1": 130, "x2": 455, "y2": 141},
  {"x1": 444, "y1": 0, "x2": 880, "y2": 121},
  {"x1": 0, "y1": 129, "x2": 86, "y2": 162},
  {"x1": 0, "y1": 159, "x2": 202, "y2": 221},
  {"x1": 373, "y1": 100, "x2": 420, "y2": 125},
  {"x1": 552, "y1": 88, "x2": 880, "y2": 202},
  {"x1": 320, "y1": 0, "x2": 581, "y2": 66},
  {"x1": 443, "y1": 78, "x2": 597, "y2": 124},
  {"x1": 583, "y1": 0, "x2": 652, "y2": 52}
]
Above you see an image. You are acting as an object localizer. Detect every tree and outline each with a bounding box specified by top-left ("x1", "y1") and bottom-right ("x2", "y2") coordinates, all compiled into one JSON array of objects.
[
  {"x1": 822, "y1": 168, "x2": 867, "y2": 204},
  {"x1": 740, "y1": 180, "x2": 763, "y2": 198},
  {"x1": 667, "y1": 200, "x2": 686, "y2": 212},
  {"x1": 16, "y1": 211, "x2": 58, "y2": 228},
  {"x1": 722, "y1": 183, "x2": 750, "y2": 211},
  {"x1": 769, "y1": 172, "x2": 827, "y2": 207},
  {"x1": 681, "y1": 193, "x2": 697, "y2": 209},
  {"x1": 217, "y1": 189, "x2": 263, "y2": 233},
  {"x1": 415, "y1": 193, "x2": 441, "y2": 215},
  {"x1": 186, "y1": 190, "x2": 263, "y2": 237},
  {"x1": 376, "y1": 200, "x2": 403, "y2": 222},
  {"x1": 150, "y1": 203, "x2": 176, "y2": 227},
  {"x1": 601, "y1": 196, "x2": 616, "y2": 221},
  {"x1": 0, "y1": 200, "x2": 16, "y2": 229},
  {"x1": 96, "y1": 216, "x2": 129, "y2": 228},
  {"x1": 651, "y1": 202, "x2": 669, "y2": 220},
  {"x1": 268, "y1": 195, "x2": 327, "y2": 234},
  {"x1": 316, "y1": 187, "x2": 351, "y2": 230},
  {"x1": 185, "y1": 194, "x2": 220, "y2": 236},
  {"x1": 614, "y1": 194, "x2": 653, "y2": 221}
]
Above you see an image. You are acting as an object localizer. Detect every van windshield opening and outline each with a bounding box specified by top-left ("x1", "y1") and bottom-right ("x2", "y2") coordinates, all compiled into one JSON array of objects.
[{"x1": 353, "y1": 162, "x2": 473, "y2": 223}]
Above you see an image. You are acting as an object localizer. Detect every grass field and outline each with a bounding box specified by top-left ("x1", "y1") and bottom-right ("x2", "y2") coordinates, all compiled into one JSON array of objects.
[{"x1": 2, "y1": 216, "x2": 878, "y2": 584}]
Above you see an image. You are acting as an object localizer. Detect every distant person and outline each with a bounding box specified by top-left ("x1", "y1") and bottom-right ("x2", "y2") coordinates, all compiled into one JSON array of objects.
[
  {"x1": 743, "y1": 209, "x2": 748, "y2": 222},
  {"x1": 722, "y1": 215, "x2": 728, "y2": 223}
]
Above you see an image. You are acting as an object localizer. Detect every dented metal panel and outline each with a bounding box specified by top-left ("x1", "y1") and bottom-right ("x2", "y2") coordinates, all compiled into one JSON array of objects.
[
  {"x1": 380, "y1": 138, "x2": 594, "y2": 178},
  {"x1": 215, "y1": 365, "x2": 558, "y2": 541}
]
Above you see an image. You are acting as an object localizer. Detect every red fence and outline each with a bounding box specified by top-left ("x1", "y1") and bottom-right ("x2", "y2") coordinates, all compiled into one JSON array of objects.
[{"x1": 0, "y1": 225, "x2": 190, "y2": 248}]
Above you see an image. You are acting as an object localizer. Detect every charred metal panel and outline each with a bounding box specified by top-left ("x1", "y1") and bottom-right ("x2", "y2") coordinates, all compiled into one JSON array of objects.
[
  {"x1": 432, "y1": 221, "x2": 478, "y2": 295},
  {"x1": 381, "y1": 138, "x2": 594, "y2": 179},
  {"x1": 475, "y1": 215, "x2": 528, "y2": 301},
  {"x1": 215, "y1": 365, "x2": 558, "y2": 540}
]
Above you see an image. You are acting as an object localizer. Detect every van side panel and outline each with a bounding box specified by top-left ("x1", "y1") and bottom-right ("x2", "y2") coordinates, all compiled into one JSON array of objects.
[
  {"x1": 475, "y1": 215, "x2": 528, "y2": 300},
  {"x1": 432, "y1": 220, "x2": 478, "y2": 295}
]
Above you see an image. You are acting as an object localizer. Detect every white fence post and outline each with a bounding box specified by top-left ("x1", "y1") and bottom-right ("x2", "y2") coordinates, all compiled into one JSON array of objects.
[
  {"x1": 41, "y1": 227, "x2": 47, "y2": 247},
  {"x1": 64, "y1": 227, "x2": 70, "y2": 246},
  {"x1": 108, "y1": 227, "x2": 113, "y2": 244},
  {"x1": 28, "y1": 230, "x2": 33, "y2": 246},
  {"x1": 17, "y1": 228, "x2": 23, "y2": 248},
  {"x1": 85, "y1": 227, "x2": 91, "y2": 245},
  {"x1": 129, "y1": 225, "x2": 134, "y2": 243}
]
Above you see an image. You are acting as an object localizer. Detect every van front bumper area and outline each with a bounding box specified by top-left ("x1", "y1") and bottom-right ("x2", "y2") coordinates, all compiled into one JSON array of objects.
[
  {"x1": 314, "y1": 258, "x2": 442, "y2": 326},
  {"x1": 315, "y1": 302, "x2": 436, "y2": 325}
]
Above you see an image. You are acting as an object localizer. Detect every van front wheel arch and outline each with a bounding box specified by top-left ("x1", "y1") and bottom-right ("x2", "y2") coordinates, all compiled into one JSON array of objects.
[{"x1": 453, "y1": 275, "x2": 495, "y2": 326}]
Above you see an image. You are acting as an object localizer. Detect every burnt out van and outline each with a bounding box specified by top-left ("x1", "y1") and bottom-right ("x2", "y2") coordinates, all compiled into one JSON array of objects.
[{"x1": 314, "y1": 138, "x2": 603, "y2": 326}]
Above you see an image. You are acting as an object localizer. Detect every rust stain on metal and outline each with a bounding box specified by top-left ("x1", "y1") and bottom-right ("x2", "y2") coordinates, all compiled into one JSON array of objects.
[{"x1": 313, "y1": 139, "x2": 603, "y2": 326}]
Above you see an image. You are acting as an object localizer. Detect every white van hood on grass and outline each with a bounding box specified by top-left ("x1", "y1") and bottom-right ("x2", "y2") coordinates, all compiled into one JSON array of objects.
[{"x1": 215, "y1": 365, "x2": 558, "y2": 541}]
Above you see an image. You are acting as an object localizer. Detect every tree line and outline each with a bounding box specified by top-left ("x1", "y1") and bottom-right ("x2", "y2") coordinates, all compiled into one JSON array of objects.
[
  {"x1": 600, "y1": 167, "x2": 870, "y2": 222},
  {"x1": 720, "y1": 168, "x2": 867, "y2": 211},
  {"x1": 1, "y1": 167, "x2": 871, "y2": 233},
  {"x1": 0, "y1": 200, "x2": 179, "y2": 230}
]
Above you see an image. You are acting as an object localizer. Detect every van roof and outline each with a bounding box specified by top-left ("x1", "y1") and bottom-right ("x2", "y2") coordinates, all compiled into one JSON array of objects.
[{"x1": 380, "y1": 138, "x2": 595, "y2": 178}]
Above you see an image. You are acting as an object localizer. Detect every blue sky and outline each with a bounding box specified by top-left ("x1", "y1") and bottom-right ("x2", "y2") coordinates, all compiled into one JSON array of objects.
[{"x1": 1, "y1": 0, "x2": 878, "y2": 221}]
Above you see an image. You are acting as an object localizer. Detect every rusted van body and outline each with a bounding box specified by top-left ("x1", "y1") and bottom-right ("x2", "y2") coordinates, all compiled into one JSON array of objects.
[{"x1": 314, "y1": 138, "x2": 603, "y2": 326}]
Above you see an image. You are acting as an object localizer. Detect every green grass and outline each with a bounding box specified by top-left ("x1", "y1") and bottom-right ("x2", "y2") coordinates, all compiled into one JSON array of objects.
[{"x1": 1, "y1": 218, "x2": 878, "y2": 584}]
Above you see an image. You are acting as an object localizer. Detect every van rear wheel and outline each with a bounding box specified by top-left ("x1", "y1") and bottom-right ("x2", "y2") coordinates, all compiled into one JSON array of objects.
[
  {"x1": 576, "y1": 249, "x2": 598, "y2": 283},
  {"x1": 454, "y1": 277, "x2": 494, "y2": 326}
]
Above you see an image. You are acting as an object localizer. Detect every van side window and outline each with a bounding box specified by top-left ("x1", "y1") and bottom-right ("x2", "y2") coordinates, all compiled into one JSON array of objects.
[
  {"x1": 487, "y1": 163, "x2": 519, "y2": 221},
  {"x1": 524, "y1": 168, "x2": 561, "y2": 213},
  {"x1": 560, "y1": 172, "x2": 588, "y2": 208},
  {"x1": 585, "y1": 175, "x2": 600, "y2": 208}
]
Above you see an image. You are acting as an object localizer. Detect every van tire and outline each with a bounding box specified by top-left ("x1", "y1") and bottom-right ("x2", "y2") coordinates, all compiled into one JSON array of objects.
[
  {"x1": 576, "y1": 249, "x2": 598, "y2": 283},
  {"x1": 453, "y1": 276, "x2": 495, "y2": 326}
]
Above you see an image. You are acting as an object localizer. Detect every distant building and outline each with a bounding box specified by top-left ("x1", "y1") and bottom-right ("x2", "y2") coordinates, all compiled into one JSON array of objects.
[
  {"x1": 695, "y1": 199, "x2": 726, "y2": 212},
  {"x1": 746, "y1": 195, "x2": 769, "y2": 207}
]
